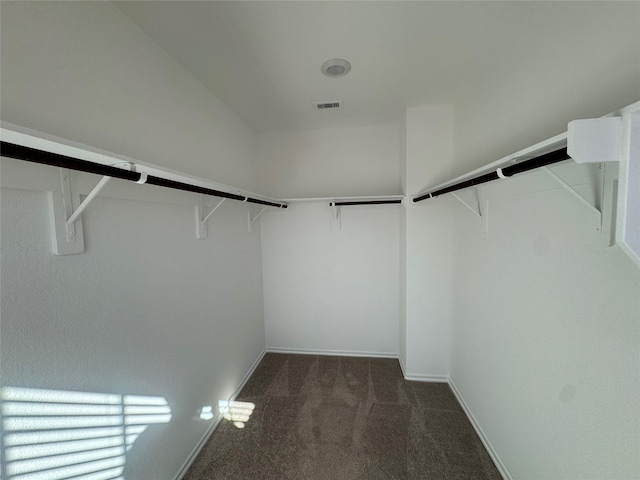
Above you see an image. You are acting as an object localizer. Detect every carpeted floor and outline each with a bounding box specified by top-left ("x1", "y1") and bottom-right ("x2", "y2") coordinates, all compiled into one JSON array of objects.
[{"x1": 184, "y1": 353, "x2": 502, "y2": 480}]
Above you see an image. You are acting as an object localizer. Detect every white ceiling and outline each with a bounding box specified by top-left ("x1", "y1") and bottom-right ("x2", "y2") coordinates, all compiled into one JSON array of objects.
[{"x1": 115, "y1": 1, "x2": 639, "y2": 134}]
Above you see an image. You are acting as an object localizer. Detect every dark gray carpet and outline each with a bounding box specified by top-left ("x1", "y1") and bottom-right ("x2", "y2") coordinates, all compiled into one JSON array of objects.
[{"x1": 184, "y1": 354, "x2": 502, "y2": 480}]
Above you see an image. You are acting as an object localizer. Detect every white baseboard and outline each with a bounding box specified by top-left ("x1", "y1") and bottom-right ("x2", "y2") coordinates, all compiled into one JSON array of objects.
[
  {"x1": 403, "y1": 373, "x2": 449, "y2": 382},
  {"x1": 172, "y1": 407, "x2": 224, "y2": 480},
  {"x1": 398, "y1": 354, "x2": 407, "y2": 377},
  {"x1": 266, "y1": 346, "x2": 398, "y2": 359},
  {"x1": 269, "y1": 347, "x2": 444, "y2": 381},
  {"x1": 398, "y1": 355, "x2": 448, "y2": 382},
  {"x1": 448, "y1": 378, "x2": 511, "y2": 480},
  {"x1": 172, "y1": 349, "x2": 267, "y2": 480}
]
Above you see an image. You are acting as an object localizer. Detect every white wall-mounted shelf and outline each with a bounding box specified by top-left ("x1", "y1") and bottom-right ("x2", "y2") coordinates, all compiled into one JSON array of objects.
[
  {"x1": 281, "y1": 195, "x2": 404, "y2": 203},
  {"x1": 1, "y1": 123, "x2": 286, "y2": 254}
]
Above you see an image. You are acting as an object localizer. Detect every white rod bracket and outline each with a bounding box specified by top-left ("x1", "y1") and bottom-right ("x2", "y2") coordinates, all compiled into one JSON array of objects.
[
  {"x1": 451, "y1": 189, "x2": 487, "y2": 233},
  {"x1": 50, "y1": 163, "x2": 133, "y2": 255},
  {"x1": 542, "y1": 166, "x2": 602, "y2": 230},
  {"x1": 451, "y1": 192, "x2": 481, "y2": 220},
  {"x1": 330, "y1": 202, "x2": 341, "y2": 231},
  {"x1": 195, "y1": 197, "x2": 226, "y2": 239},
  {"x1": 66, "y1": 176, "x2": 112, "y2": 226},
  {"x1": 49, "y1": 169, "x2": 85, "y2": 255},
  {"x1": 248, "y1": 206, "x2": 268, "y2": 233}
]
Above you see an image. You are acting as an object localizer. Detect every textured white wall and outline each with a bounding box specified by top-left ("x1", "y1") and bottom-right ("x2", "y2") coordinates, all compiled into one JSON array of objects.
[
  {"x1": 0, "y1": 3, "x2": 267, "y2": 478},
  {"x1": 401, "y1": 105, "x2": 453, "y2": 379},
  {"x1": 0, "y1": 163, "x2": 266, "y2": 479},
  {"x1": 256, "y1": 124, "x2": 401, "y2": 198},
  {"x1": 398, "y1": 116, "x2": 408, "y2": 367},
  {"x1": 261, "y1": 202, "x2": 399, "y2": 357},
  {"x1": 399, "y1": 207, "x2": 408, "y2": 368},
  {"x1": 402, "y1": 202, "x2": 453, "y2": 379},
  {"x1": 0, "y1": 1, "x2": 258, "y2": 192},
  {"x1": 449, "y1": 167, "x2": 640, "y2": 478}
]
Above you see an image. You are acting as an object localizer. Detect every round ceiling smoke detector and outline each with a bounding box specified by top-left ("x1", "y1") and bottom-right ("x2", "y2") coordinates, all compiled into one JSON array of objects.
[{"x1": 321, "y1": 59, "x2": 351, "y2": 78}]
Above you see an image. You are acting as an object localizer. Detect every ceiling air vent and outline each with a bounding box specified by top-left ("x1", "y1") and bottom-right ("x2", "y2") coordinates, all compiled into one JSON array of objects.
[{"x1": 313, "y1": 100, "x2": 343, "y2": 110}]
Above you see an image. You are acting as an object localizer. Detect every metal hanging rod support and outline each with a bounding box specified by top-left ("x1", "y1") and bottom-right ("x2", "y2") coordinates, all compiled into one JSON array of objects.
[
  {"x1": 201, "y1": 198, "x2": 226, "y2": 225},
  {"x1": 331, "y1": 199, "x2": 403, "y2": 206},
  {"x1": 0, "y1": 141, "x2": 288, "y2": 209},
  {"x1": 65, "y1": 175, "x2": 112, "y2": 226},
  {"x1": 413, "y1": 148, "x2": 571, "y2": 203}
]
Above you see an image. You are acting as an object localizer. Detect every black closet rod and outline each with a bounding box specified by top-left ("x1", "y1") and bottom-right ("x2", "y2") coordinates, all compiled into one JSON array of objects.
[
  {"x1": 0, "y1": 141, "x2": 288, "y2": 209},
  {"x1": 332, "y1": 199, "x2": 403, "y2": 206},
  {"x1": 413, "y1": 148, "x2": 571, "y2": 203}
]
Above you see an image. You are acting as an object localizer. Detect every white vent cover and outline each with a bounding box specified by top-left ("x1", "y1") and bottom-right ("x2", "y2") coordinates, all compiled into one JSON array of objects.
[{"x1": 313, "y1": 100, "x2": 343, "y2": 110}]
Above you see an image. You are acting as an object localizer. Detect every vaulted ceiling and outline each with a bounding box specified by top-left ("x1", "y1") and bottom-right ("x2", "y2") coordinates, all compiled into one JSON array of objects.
[{"x1": 115, "y1": 1, "x2": 640, "y2": 134}]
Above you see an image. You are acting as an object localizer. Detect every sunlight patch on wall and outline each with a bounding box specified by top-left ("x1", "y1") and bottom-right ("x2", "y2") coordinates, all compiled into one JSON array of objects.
[
  {"x1": 217, "y1": 400, "x2": 255, "y2": 429},
  {"x1": 199, "y1": 406, "x2": 214, "y2": 421},
  {"x1": 1, "y1": 386, "x2": 171, "y2": 480}
]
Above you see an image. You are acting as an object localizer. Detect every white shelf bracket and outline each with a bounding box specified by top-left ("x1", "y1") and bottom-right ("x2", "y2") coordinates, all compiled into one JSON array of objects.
[
  {"x1": 48, "y1": 162, "x2": 137, "y2": 255},
  {"x1": 248, "y1": 206, "x2": 268, "y2": 233},
  {"x1": 195, "y1": 197, "x2": 226, "y2": 239},
  {"x1": 49, "y1": 167, "x2": 121, "y2": 254},
  {"x1": 598, "y1": 163, "x2": 607, "y2": 234},
  {"x1": 66, "y1": 175, "x2": 112, "y2": 226},
  {"x1": 330, "y1": 202, "x2": 341, "y2": 231},
  {"x1": 451, "y1": 192, "x2": 481, "y2": 220},
  {"x1": 542, "y1": 166, "x2": 602, "y2": 230},
  {"x1": 451, "y1": 189, "x2": 488, "y2": 234}
]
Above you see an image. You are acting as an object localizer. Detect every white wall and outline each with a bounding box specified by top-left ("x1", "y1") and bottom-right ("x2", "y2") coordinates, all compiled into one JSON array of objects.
[
  {"x1": 399, "y1": 115, "x2": 408, "y2": 368},
  {"x1": 402, "y1": 201, "x2": 453, "y2": 379},
  {"x1": 1, "y1": 162, "x2": 266, "y2": 479},
  {"x1": 450, "y1": 1, "x2": 640, "y2": 178},
  {"x1": 5, "y1": 3, "x2": 636, "y2": 479},
  {"x1": 449, "y1": 166, "x2": 640, "y2": 479},
  {"x1": 256, "y1": 124, "x2": 401, "y2": 198},
  {"x1": 401, "y1": 105, "x2": 453, "y2": 379},
  {"x1": 257, "y1": 122, "x2": 402, "y2": 357},
  {"x1": 261, "y1": 202, "x2": 399, "y2": 357},
  {"x1": 0, "y1": 1, "x2": 258, "y2": 192},
  {"x1": 1, "y1": 3, "x2": 266, "y2": 479}
]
